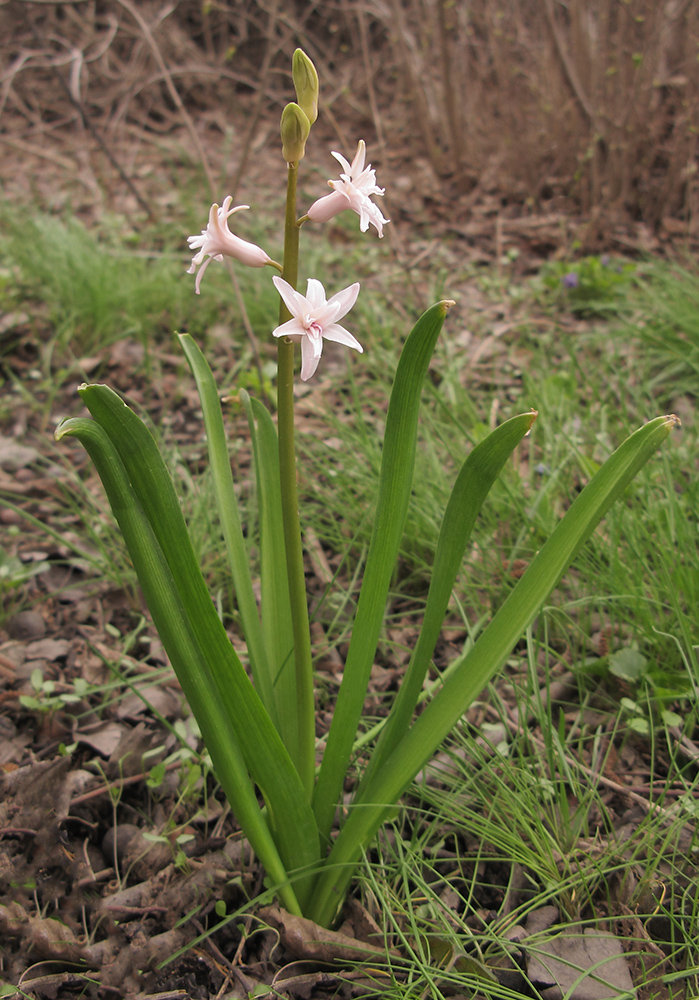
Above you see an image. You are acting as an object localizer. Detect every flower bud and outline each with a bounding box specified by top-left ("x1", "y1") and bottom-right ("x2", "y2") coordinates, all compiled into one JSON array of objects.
[
  {"x1": 292, "y1": 48, "x2": 319, "y2": 125},
  {"x1": 281, "y1": 102, "x2": 311, "y2": 162}
]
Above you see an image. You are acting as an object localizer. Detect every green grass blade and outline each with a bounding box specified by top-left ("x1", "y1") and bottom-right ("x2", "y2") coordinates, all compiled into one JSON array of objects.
[
  {"x1": 312, "y1": 300, "x2": 454, "y2": 845},
  {"x1": 357, "y1": 409, "x2": 538, "y2": 796},
  {"x1": 75, "y1": 384, "x2": 320, "y2": 879},
  {"x1": 178, "y1": 334, "x2": 273, "y2": 714},
  {"x1": 55, "y1": 416, "x2": 302, "y2": 915},
  {"x1": 308, "y1": 413, "x2": 680, "y2": 925},
  {"x1": 240, "y1": 392, "x2": 300, "y2": 771}
]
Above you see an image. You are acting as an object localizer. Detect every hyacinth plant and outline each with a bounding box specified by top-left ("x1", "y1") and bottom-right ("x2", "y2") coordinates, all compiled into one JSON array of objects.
[{"x1": 56, "y1": 50, "x2": 679, "y2": 928}]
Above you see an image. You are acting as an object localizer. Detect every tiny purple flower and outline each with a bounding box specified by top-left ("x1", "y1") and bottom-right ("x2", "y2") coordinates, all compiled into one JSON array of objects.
[{"x1": 562, "y1": 272, "x2": 580, "y2": 289}]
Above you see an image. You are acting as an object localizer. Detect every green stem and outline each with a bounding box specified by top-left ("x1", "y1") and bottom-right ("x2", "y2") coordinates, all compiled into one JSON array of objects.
[{"x1": 277, "y1": 162, "x2": 315, "y2": 797}]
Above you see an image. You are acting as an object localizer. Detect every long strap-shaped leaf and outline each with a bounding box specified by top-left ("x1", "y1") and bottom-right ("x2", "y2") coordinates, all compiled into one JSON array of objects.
[
  {"x1": 55, "y1": 416, "x2": 303, "y2": 915},
  {"x1": 76, "y1": 384, "x2": 320, "y2": 879},
  {"x1": 307, "y1": 413, "x2": 679, "y2": 925},
  {"x1": 178, "y1": 334, "x2": 273, "y2": 716},
  {"x1": 312, "y1": 301, "x2": 453, "y2": 845},
  {"x1": 356, "y1": 410, "x2": 538, "y2": 797},
  {"x1": 240, "y1": 392, "x2": 299, "y2": 768}
]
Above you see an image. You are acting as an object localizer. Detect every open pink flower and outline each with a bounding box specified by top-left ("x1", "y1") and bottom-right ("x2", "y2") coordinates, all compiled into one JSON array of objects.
[
  {"x1": 187, "y1": 197, "x2": 271, "y2": 293},
  {"x1": 272, "y1": 276, "x2": 362, "y2": 381},
  {"x1": 307, "y1": 140, "x2": 389, "y2": 237}
]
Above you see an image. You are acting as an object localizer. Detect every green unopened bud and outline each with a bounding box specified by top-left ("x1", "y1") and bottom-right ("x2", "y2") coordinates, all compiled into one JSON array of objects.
[
  {"x1": 292, "y1": 48, "x2": 319, "y2": 126},
  {"x1": 281, "y1": 102, "x2": 310, "y2": 162}
]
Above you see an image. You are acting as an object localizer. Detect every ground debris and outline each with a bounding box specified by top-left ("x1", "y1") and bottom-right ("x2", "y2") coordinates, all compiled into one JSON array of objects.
[
  {"x1": 526, "y1": 927, "x2": 636, "y2": 1000},
  {"x1": 0, "y1": 755, "x2": 72, "y2": 829},
  {"x1": 259, "y1": 902, "x2": 395, "y2": 965}
]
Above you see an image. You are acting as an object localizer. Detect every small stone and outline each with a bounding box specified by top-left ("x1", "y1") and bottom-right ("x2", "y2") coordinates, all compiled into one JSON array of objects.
[{"x1": 7, "y1": 610, "x2": 47, "y2": 641}]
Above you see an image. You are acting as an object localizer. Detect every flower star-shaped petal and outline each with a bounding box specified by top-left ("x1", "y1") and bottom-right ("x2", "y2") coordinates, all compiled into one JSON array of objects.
[
  {"x1": 187, "y1": 197, "x2": 271, "y2": 293},
  {"x1": 272, "y1": 276, "x2": 362, "y2": 381},
  {"x1": 307, "y1": 140, "x2": 389, "y2": 237}
]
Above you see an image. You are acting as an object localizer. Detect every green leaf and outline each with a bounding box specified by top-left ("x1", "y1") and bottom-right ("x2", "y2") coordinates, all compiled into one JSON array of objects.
[
  {"x1": 357, "y1": 409, "x2": 537, "y2": 795},
  {"x1": 19, "y1": 695, "x2": 43, "y2": 711},
  {"x1": 628, "y1": 717, "x2": 650, "y2": 735},
  {"x1": 55, "y1": 414, "x2": 303, "y2": 914},
  {"x1": 147, "y1": 762, "x2": 167, "y2": 788},
  {"x1": 608, "y1": 647, "x2": 648, "y2": 681},
  {"x1": 662, "y1": 710, "x2": 683, "y2": 727},
  {"x1": 178, "y1": 334, "x2": 271, "y2": 709},
  {"x1": 65, "y1": 388, "x2": 320, "y2": 886},
  {"x1": 308, "y1": 413, "x2": 678, "y2": 925},
  {"x1": 312, "y1": 300, "x2": 454, "y2": 845}
]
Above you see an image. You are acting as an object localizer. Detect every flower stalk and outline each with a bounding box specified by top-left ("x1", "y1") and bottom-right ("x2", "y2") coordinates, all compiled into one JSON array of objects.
[{"x1": 277, "y1": 161, "x2": 315, "y2": 796}]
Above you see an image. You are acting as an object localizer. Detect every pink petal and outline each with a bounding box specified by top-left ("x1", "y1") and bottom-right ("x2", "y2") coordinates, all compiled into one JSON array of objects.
[
  {"x1": 305, "y1": 278, "x2": 327, "y2": 310},
  {"x1": 273, "y1": 276, "x2": 308, "y2": 319},
  {"x1": 193, "y1": 256, "x2": 212, "y2": 294},
  {"x1": 222, "y1": 200, "x2": 250, "y2": 219},
  {"x1": 331, "y1": 149, "x2": 353, "y2": 176},
  {"x1": 311, "y1": 300, "x2": 344, "y2": 328},
  {"x1": 300, "y1": 334, "x2": 322, "y2": 380},
  {"x1": 326, "y1": 282, "x2": 360, "y2": 320},
  {"x1": 350, "y1": 139, "x2": 366, "y2": 175},
  {"x1": 272, "y1": 317, "x2": 304, "y2": 340},
  {"x1": 206, "y1": 203, "x2": 219, "y2": 227},
  {"x1": 322, "y1": 323, "x2": 363, "y2": 352}
]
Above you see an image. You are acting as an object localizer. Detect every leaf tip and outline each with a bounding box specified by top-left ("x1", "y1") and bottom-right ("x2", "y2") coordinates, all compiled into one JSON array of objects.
[
  {"x1": 440, "y1": 299, "x2": 456, "y2": 315},
  {"x1": 665, "y1": 413, "x2": 681, "y2": 430}
]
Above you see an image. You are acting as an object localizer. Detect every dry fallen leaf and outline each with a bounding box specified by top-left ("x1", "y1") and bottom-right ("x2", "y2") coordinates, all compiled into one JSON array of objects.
[{"x1": 259, "y1": 904, "x2": 393, "y2": 964}]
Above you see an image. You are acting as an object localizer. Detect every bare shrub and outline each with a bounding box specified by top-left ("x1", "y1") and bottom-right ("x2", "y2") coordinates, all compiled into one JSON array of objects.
[
  {"x1": 369, "y1": 0, "x2": 699, "y2": 231},
  {"x1": 1, "y1": 0, "x2": 697, "y2": 234}
]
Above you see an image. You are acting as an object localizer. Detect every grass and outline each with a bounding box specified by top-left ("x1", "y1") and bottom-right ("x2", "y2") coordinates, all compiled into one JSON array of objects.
[
  {"x1": 1, "y1": 196, "x2": 698, "y2": 993},
  {"x1": 0, "y1": 204, "x2": 281, "y2": 360},
  {"x1": 290, "y1": 250, "x2": 697, "y2": 699},
  {"x1": 343, "y1": 631, "x2": 699, "y2": 998},
  {"x1": 623, "y1": 259, "x2": 699, "y2": 401}
]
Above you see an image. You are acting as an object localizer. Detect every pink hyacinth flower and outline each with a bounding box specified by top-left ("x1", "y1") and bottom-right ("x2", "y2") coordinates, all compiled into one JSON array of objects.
[
  {"x1": 307, "y1": 140, "x2": 389, "y2": 237},
  {"x1": 187, "y1": 197, "x2": 271, "y2": 293},
  {"x1": 272, "y1": 276, "x2": 362, "y2": 381}
]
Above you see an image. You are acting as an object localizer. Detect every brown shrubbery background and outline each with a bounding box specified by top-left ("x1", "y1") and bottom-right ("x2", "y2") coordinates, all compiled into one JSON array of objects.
[{"x1": 2, "y1": 0, "x2": 698, "y2": 241}]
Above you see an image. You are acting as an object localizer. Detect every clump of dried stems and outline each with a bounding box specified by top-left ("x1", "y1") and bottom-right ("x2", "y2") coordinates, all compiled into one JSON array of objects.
[
  {"x1": 377, "y1": 0, "x2": 699, "y2": 233},
  {"x1": 1, "y1": 0, "x2": 698, "y2": 235}
]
